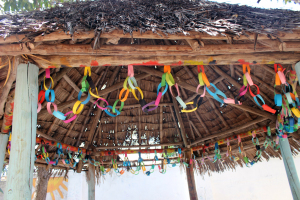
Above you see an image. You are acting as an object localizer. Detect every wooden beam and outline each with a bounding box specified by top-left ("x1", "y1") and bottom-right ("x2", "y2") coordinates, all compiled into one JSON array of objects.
[
  {"x1": 2, "y1": 30, "x2": 300, "y2": 44},
  {"x1": 36, "y1": 130, "x2": 60, "y2": 142},
  {"x1": 31, "y1": 52, "x2": 300, "y2": 68},
  {"x1": 85, "y1": 66, "x2": 121, "y2": 148},
  {"x1": 171, "y1": 95, "x2": 188, "y2": 147},
  {"x1": 4, "y1": 63, "x2": 38, "y2": 200},
  {"x1": 279, "y1": 139, "x2": 300, "y2": 199},
  {"x1": 137, "y1": 66, "x2": 277, "y2": 120},
  {"x1": 191, "y1": 117, "x2": 268, "y2": 146},
  {"x1": 95, "y1": 142, "x2": 183, "y2": 150},
  {"x1": 2, "y1": 42, "x2": 300, "y2": 56},
  {"x1": 87, "y1": 156, "x2": 95, "y2": 200},
  {"x1": 186, "y1": 150, "x2": 198, "y2": 200},
  {"x1": 0, "y1": 56, "x2": 18, "y2": 118}
]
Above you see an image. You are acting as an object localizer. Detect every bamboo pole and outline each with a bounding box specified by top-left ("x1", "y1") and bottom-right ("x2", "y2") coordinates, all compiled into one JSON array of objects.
[{"x1": 4, "y1": 63, "x2": 38, "y2": 200}]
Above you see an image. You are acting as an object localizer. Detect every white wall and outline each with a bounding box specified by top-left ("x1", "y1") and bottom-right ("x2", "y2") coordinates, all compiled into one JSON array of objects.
[{"x1": 0, "y1": 155, "x2": 300, "y2": 200}]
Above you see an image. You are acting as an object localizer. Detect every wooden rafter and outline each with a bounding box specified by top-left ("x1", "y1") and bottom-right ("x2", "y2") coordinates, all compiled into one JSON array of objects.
[
  {"x1": 85, "y1": 66, "x2": 121, "y2": 148},
  {"x1": 191, "y1": 117, "x2": 269, "y2": 146},
  {"x1": 29, "y1": 53, "x2": 300, "y2": 68}
]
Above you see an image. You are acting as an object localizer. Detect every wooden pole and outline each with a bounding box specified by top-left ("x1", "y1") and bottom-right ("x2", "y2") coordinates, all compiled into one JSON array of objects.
[
  {"x1": 87, "y1": 156, "x2": 96, "y2": 200},
  {"x1": 0, "y1": 134, "x2": 8, "y2": 176},
  {"x1": 279, "y1": 138, "x2": 300, "y2": 200},
  {"x1": 4, "y1": 63, "x2": 38, "y2": 200},
  {"x1": 186, "y1": 150, "x2": 198, "y2": 200}
]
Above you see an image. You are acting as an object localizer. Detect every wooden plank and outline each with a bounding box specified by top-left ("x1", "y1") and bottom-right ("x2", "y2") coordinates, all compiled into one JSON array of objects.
[
  {"x1": 171, "y1": 95, "x2": 188, "y2": 147},
  {"x1": 1, "y1": 42, "x2": 298, "y2": 56},
  {"x1": 95, "y1": 142, "x2": 183, "y2": 150},
  {"x1": 2, "y1": 30, "x2": 300, "y2": 44},
  {"x1": 137, "y1": 66, "x2": 277, "y2": 120},
  {"x1": 33, "y1": 52, "x2": 300, "y2": 68},
  {"x1": 186, "y1": 150, "x2": 198, "y2": 200},
  {"x1": 4, "y1": 63, "x2": 38, "y2": 200},
  {"x1": 191, "y1": 117, "x2": 268, "y2": 146},
  {"x1": 279, "y1": 139, "x2": 300, "y2": 200},
  {"x1": 87, "y1": 156, "x2": 96, "y2": 200}
]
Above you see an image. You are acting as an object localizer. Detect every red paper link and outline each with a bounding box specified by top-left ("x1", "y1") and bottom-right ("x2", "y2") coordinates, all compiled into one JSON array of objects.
[
  {"x1": 36, "y1": 137, "x2": 89, "y2": 154},
  {"x1": 192, "y1": 126, "x2": 267, "y2": 152}
]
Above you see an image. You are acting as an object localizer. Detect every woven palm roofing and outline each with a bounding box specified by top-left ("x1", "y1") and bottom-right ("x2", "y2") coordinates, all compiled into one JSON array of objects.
[{"x1": 0, "y1": 0, "x2": 300, "y2": 174}]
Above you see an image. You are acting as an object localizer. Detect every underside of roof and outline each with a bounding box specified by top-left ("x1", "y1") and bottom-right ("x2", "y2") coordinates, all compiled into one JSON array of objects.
[{"x1": 0, "y1": 0, "x2": 300, "y2": 175}]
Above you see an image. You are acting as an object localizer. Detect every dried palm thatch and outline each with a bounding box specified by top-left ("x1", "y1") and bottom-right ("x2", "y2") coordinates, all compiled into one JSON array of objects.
[{"x1": 0, "y1": 0, "x2": 300, "y2": 177}]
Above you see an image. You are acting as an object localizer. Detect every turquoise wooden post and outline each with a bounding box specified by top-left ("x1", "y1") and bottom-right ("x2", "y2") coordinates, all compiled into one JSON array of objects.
[
  {"x1": 279, "y1": 138, "x2": 300, "y2": 200},
  {"x1": 0, "y1": 134, "x2": 8, "y2": 176},
  {"x1": 4, "y1": 63, "x2": 38, "y2": 200}
]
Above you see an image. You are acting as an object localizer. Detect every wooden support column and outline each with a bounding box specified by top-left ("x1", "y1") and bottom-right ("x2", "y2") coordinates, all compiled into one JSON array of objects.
[
  {"x1": 186, "y1": 150, "x2": 198, "y2": 200},
  {"x1": 4, "y1": 63, "x2": 38, "y2": 200},
  {"x1": 0, "y1": 134, "x2": 8, "y2": 176},
  {"x1": 87, "y1": 156, "x2": 96, "y2": 200},
  {"x1": 279, "y1": 139, "x2": 300, "y2": 200}
]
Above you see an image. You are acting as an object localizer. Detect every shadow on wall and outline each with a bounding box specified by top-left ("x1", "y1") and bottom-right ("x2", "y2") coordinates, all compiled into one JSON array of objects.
[{"x1": 0, "y1": 177, "x2": 68, "y2": 200}]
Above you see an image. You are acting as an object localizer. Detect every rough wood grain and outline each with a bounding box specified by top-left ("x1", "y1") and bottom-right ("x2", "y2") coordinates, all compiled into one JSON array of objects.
[{"x1": 4, "y1": 63, "x2": 38, "y2": 200}]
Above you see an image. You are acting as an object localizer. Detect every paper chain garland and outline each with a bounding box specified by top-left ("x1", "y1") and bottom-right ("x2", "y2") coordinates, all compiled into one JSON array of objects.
[{"x1": 39, "y1": 64, "x2": 294, "y2": 122}]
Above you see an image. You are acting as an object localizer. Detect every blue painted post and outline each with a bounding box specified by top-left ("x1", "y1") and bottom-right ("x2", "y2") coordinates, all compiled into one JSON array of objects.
[
  {"x1": 279, "y1": 138, "x2": 300, "y2": 200},
  {"x1": 4, "y1": 63, "x2": 38, "y2": 200}
]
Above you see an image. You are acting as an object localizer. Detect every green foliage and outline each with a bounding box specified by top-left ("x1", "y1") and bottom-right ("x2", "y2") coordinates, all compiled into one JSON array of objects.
[{"x1": 1, "y1": 0, "x2": 79, "y2": 12}]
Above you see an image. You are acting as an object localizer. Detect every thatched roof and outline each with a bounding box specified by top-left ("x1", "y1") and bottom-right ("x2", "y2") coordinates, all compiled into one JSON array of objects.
[
  {"x1": 0, "y1": 0, "x2": 300, "y2": 39},
  {"x1": 1, "y1": 0, "x2": 300, "y2": 176}
]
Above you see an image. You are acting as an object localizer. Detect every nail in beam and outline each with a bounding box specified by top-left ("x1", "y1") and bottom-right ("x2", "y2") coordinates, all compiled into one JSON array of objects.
[
  {"x1": 4, "y1": 63, "x2": 39, "y2": 200},
  {"x1": 279, "y1": 139, "x2": 300, "y2": 200},
  {"x1": 87, "y1": 156, "x2": 96, "y2": 200}
]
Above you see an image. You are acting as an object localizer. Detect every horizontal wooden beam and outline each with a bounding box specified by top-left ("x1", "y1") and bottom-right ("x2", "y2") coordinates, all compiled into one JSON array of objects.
[
  {"x1": 96, "y1": 142, "x2": 183, "y2": 150},
  {"x1": 191, "y1": 117, "x2": 268, "y2": 146},
  {"x1": 1, "y1": 30, "x2": 300, "y2": 44},
  {"x1": 1, "y1": 42, "x2": 299, "y2": 56},
  {"x1": 31, "y1": 52, "x2": 300, "y2": 68}
]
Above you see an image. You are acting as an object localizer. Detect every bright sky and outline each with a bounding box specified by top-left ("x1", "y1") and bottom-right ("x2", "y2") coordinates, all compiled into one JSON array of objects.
[{"x1": 212, "y1": 0, "x2": 300, "y2": 10}]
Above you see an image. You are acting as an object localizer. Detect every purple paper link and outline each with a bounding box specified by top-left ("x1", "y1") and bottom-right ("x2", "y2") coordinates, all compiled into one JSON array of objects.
[{"x1": 142, "y1": 101, "x2": 158, "y2": 112}]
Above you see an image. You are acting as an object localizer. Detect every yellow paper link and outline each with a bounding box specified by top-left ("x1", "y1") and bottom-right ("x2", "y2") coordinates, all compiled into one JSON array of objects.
[
  {"x1": 89, "y1": 87, "x2": 102, "y2": 99},
  {"x1": 181, "y1": 102, "x2": 197, "y2": 113},
  {"x1": 43, "y1": 76, "x2": 54, "y2": 90},
  {"x1": 72, "y1": 101, "x2": 85, "y2": 114},
  {"x1": 291, "y1": 107, "x2": 300, "y2": 118},
  {"x1": 166, "y1": 73, "x2": 175, "y2": 87},
  {"x1": 132, "y1": 87, "x2": 144, "y2": 101},
  {"x1": 106, "y1": 168, "x2": 111, "y2": 173},
  {"x1": 184, "y1": 60, "x2": 204, "y2": 65},
  {"x1": 217, "y1": 139, "x2": 224, "y2": 145},
  {"x1": 84, "y1": 66, "x2": 92, "y2": 76}
]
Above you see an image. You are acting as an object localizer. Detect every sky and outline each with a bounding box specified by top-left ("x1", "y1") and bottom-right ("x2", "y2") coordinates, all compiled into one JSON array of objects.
[{"x1": 212, "y1": 0, "x2": 300, "y2": 10}]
